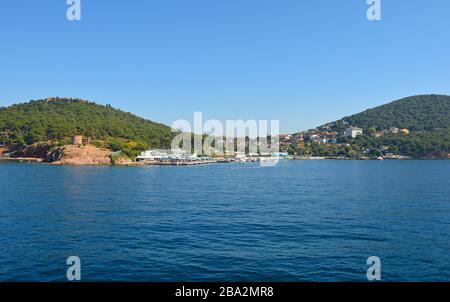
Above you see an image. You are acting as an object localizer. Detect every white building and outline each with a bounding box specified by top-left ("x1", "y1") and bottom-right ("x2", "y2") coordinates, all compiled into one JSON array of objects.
[
  {"x1": 344, "y1": 127, "x2": 363, "y2": 138},
  {"x1": 136, "y1": 149, "x2": 190, "y2": 161}
]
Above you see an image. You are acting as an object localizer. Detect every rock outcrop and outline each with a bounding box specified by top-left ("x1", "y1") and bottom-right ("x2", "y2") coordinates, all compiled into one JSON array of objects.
[{"x1": 50, "y1": 145, "x2": 112, "y2": 166}]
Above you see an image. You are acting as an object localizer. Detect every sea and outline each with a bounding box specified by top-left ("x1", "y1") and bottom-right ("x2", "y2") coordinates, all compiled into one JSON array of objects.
[{"x1": 0, "y1": 160, "x2": 449, "y2": 281}]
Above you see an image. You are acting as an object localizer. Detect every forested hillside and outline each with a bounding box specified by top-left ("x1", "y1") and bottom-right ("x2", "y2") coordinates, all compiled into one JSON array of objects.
[
  {"x1": 290, "y1": 95, "x2": 450, "y2": 158},
  {"x1": 0, "y1": 98, "x2": 174, "y2": 149},
  {"x1": 339, "y1": 94, "x2": 450, "y2": 132}
]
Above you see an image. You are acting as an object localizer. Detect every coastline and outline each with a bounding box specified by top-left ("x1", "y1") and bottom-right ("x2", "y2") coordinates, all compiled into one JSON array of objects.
[
  {"x1": 1, "y1": 156, "x2": 449, "y2": 167},
  {"x1": 0, "y1": 157, "x2": 44, "y2": 163},
  {"x1": 1, "y1": 142, "x2": 448, "y2": 167}
]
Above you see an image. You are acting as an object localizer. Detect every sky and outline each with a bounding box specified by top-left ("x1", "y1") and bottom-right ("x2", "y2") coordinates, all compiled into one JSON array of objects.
[{"x1": 1, "y1": 0, "x2": 450, "y2": 133}]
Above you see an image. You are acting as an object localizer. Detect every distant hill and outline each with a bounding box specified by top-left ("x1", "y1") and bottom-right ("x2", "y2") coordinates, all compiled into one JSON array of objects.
[
  {"x1": 0, "y1": 98, "x2": 174, "y2": 148},
  {"x1": 334, "y1": 94, "x2": 450, "y2": 132},
  {"x1": 292, "y1": 95, "x2": 450, "y2": 158}
]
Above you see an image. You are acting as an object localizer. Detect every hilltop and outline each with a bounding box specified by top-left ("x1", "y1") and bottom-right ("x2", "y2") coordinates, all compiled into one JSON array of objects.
[
  {"x1": 327, "y1": 94, "x2": 450, "y2": 132},
  {"x1": 286, "y1": 95, "x2": 450, "y2": 158},
  {"x1": 0, "y1": 98, "x2": 175, "y2": 161}
]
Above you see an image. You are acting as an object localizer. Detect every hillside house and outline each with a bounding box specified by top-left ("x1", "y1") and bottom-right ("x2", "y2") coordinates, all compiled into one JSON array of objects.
[{"x1": 344, "y1": 127, "x2": 363, "y2": 138}]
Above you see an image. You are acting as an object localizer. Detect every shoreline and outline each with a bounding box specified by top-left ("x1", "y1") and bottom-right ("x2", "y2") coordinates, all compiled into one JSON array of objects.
[
  {"x1": 0, "y1": 157, "x2": 44, "y2": 163},
  {"x1": 1, "y1": 156, "x2": 449, "y2": 167}
]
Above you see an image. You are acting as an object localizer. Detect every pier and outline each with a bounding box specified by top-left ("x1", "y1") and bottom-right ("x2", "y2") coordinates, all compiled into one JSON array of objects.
[{"x1": 152, "y1": 160, "x2": 217, "y2": 166}]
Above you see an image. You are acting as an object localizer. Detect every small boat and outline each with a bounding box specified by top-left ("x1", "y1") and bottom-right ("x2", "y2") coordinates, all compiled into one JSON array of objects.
[
  {"x1": 260, "y1": 156, "x2": 280, "y2": 166},
  {"x1": 238, "y1": 157, "x2": 248, "y2": 163}
]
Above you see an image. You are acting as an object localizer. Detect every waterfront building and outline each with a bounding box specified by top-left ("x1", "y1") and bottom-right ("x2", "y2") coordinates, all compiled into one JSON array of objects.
[{"x1": 136, "y1": 149, "x2": 190, "y2": 162}]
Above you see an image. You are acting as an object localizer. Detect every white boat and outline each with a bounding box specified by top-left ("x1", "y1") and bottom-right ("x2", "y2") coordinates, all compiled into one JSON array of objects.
[
  {"x1": 259, "y1": 156, "x2": 280, "y2": 166},
  {"x1": 238, "y1": 157, "x2": 248, "y2": 163}
]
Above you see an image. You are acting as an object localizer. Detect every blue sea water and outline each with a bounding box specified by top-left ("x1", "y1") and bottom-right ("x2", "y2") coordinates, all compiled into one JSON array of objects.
[{"x1": 0, "y1": 160, "x2": 449, "y2": 281}]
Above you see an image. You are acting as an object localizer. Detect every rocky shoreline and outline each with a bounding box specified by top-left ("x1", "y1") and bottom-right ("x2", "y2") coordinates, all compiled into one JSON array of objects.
[{"x1": 0, "y1": 144, "x2": 115, "y2": 166}]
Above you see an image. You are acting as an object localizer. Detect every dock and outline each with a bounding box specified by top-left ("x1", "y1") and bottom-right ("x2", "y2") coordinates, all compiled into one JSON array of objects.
[{"x1": 151, "y1": 160, "x2": 217, "y2": 166}]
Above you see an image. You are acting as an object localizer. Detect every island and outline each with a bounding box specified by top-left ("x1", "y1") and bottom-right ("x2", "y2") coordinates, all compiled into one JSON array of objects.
[{"x1": 1, "y1": 95, "x2": 449, "y2": 165}]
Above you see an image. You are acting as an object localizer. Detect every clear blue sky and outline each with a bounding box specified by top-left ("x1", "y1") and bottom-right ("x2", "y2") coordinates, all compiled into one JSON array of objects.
[{"x1": 1, "y1": 0, "x2": 450, "y2": 133}]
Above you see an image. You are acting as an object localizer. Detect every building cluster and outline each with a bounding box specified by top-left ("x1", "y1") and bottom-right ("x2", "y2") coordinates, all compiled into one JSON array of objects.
[
  {"x1": 282, "y1": 125, "x2": 411, "y2": 147},
  {"x1": 283, "y1": 126, "x2": 363, "y2": 147},
  {"x1": 373, "y1": 127, "x2": 410, "y2": 138},
  {"x1": 136, "y1": 148, "x2": 290, "y2": 165}
]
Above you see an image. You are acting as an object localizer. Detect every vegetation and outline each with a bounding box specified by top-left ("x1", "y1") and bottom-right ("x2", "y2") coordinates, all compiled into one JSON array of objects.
[
  {"x1": 339, "y1": 94, "x2": 450, "y2": 132},
  {"x1": 290, "y1": 95, "x2": 450, "y2": 158},
  {"x1": 0, "y1": 98, "x2": 176, "y2": 157},
  {"x1": 1, "y1": 95, "x2": 449, "y2": 160}
]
